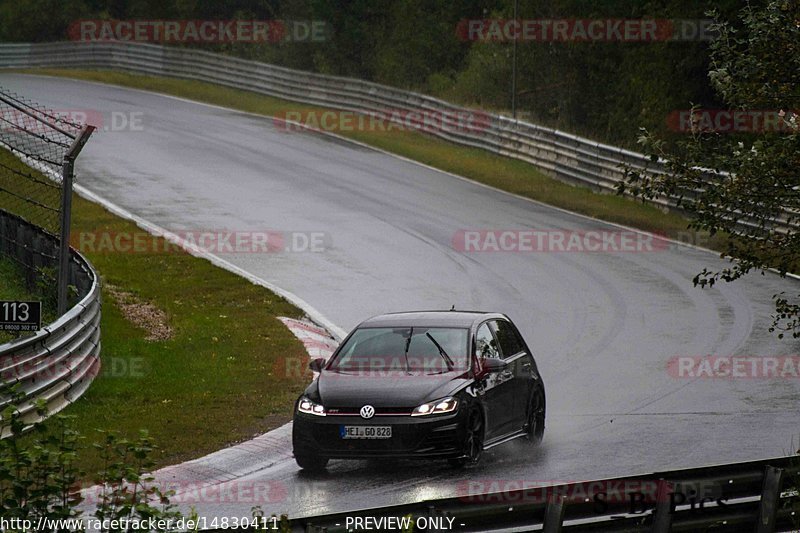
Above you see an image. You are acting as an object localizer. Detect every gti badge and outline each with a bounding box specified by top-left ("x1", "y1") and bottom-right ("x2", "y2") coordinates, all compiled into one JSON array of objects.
[{"x1": 360, "y1": 405, "x2": 375, "y2": 419}]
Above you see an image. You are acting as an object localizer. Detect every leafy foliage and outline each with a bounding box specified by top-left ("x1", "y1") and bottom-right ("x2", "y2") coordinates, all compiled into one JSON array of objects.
[
  {"x1": 0, "y1": 0, "x2": 752, "y2": 146},
  {"x1": 0, "y1": 388, "x2": 182, "y2": 532},
  {"x1": 617, "y1": 0, "x2": 800, "y2": 337},
  {"x1": 0, "y1": 394, "x2": 83, "y2": 522},
  {"x1": 90, "y1": 431, "x2": 182, "y2": 531}
]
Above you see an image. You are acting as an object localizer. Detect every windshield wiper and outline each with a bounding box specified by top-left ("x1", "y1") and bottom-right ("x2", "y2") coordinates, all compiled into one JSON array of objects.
[
  {"x1": 426, "y1": 332, "x2": 454, "y2": 371},
  {"x1": 403, "y1": 329, "x2": 412, "y2": 374}
]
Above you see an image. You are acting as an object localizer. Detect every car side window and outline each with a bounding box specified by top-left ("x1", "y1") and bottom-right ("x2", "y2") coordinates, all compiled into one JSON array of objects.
[
  {"x1": 475, "y1": 323, "x2": 500, "y2": 361},
  {"x1": 492, "y1": 319, "x2": 525, "y2": 359}
]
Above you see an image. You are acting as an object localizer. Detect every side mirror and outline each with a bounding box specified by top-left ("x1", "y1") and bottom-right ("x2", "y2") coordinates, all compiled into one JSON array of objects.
[
  {"x1": 482, "y1": 358, "x2": 506, "y2": 373},
  {"x1": 309, "y1": 358, "x2": 326, "y2": 372}
]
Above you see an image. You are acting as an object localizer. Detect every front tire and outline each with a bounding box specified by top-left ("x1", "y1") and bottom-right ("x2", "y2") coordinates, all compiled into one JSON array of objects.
[
  {"x1": 525, "y1": 387, "x2": 545, "y2": 444},
  {"x1": 449, "y1": 406, "x2": 484, "y2": 468},
  {"x1": 295, "y1": 451, "x2": 329, "y2": 472}
]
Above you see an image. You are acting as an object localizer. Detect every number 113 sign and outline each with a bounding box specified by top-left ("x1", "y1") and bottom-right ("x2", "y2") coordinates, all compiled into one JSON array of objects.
[{"x1": 1, "y1": 301, "x2": 42, "y2": 333}]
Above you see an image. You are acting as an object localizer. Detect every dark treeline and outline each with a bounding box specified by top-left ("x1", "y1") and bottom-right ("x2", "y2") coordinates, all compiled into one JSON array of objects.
[{"x1": 0, "y1": 0, "x2": 753, "y2": 146}]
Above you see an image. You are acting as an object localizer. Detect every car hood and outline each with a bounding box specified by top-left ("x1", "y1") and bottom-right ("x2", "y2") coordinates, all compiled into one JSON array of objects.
[{"x1": 314, "y1": 370, "x2": 470, "y2": 409}]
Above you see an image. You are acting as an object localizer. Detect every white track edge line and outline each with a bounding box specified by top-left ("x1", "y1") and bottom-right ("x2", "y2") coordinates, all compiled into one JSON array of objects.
[{"x1": 72, "y1": 184, "x2": 346, "y2": 340}]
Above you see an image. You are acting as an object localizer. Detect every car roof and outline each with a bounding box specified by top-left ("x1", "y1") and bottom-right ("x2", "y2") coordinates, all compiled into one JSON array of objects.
[{"x1": 357, "y1": 310, "x2": 506, "y2": 329}]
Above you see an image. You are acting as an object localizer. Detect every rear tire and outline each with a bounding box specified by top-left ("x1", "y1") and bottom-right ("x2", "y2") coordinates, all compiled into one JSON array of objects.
[{"x1": 295, "y1": 452, "x2": 329, "y2": 472}]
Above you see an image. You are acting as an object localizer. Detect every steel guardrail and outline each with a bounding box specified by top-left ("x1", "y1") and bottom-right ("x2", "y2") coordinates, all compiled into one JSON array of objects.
[
  {"x1": 284, "y1": 455, "x2": 798, "y2": 532},
  {"x1": 0, "y1": 41, "x2": 791, "y2": 234},
  {"x1": 0, "y1": 209, "x2": 101, "y2": 437}
]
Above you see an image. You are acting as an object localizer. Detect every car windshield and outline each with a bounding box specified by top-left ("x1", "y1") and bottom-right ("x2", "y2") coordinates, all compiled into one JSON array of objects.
[{"x1": 328, "y1": 327, "x2": 470, "y2": 374}]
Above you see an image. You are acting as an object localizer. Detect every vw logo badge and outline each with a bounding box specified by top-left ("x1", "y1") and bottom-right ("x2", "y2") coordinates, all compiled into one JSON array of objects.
[{"x1": 360, "y1": 405, "x2": 375, "y2": 419}]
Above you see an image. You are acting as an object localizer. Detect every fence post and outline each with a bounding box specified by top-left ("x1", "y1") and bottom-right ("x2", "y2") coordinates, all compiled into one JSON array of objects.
[
  {"x1": 57, "y1": 125, "x2": 95, "y2": 315},
  {"x1": 57, "y1": 157, "x2": 74, "y2": 315}
]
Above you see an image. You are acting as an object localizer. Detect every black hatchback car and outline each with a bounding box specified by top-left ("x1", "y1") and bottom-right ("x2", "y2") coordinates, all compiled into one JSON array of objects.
[{"x1": 292, "y1": 311, "x2": 545, "y2": 471}]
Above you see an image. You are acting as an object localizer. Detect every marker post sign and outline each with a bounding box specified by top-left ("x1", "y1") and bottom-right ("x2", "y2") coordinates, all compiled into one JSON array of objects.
[{"x1": 1, "y1": 301, "x2": 42, "y2": 333}]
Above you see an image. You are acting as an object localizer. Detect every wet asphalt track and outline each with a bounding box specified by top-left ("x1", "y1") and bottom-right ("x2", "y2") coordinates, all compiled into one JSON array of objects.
[{"x1": 3, "y1": 73, "x2": 799, "y2": 519}]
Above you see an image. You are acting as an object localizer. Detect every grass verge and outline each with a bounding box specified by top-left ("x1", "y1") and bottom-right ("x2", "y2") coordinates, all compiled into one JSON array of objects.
[
  {"x1": 11, "y1": 68, "x2": 726, "y2": 251},
  {"x1": 0, "y1": 148, "x2": 310, "y2": 476}
]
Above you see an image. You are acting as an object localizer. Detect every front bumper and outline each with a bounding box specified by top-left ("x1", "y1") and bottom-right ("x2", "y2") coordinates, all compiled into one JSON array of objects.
[{"x1": 292, "y1": 408, "x2": 467, "y2": 459}]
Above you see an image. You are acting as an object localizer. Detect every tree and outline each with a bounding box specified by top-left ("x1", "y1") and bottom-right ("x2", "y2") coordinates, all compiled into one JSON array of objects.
[{"x1": 618, "y1": 0, "x2": 800, "y2": 337}]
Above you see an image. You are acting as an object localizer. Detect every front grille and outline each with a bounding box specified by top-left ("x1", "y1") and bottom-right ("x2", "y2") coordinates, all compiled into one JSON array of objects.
[{"x1": 326, "y1": 406, "x2": 413, "y2": 416}]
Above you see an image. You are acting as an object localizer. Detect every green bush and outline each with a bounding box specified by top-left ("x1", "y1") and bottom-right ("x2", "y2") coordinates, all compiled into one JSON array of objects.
[{"x1": 0, "y1": 390, "x2": 182, "y2": 532}]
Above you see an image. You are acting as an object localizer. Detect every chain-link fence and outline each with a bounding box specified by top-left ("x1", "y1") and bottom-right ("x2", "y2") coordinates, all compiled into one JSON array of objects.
[{"x1": 0, "y1": 86, "x2": 93, "y2": 315}]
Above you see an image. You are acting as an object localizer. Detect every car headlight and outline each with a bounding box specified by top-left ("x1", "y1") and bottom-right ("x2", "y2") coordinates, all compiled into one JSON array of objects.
[
  {"x1": 411, "y1": 397, "x2": 458, "y2": 416},
  {"x1": 298, "y1": 397, "x2": 326, "y2": 416}
]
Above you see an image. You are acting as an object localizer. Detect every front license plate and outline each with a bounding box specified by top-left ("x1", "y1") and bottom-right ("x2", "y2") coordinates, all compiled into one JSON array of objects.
[{"x1": 340, "y1": 425, "x2": 392, "y2": 439}]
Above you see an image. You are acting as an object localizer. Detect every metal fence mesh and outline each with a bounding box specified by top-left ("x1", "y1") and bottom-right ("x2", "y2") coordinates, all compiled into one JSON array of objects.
[{"x1": 0, "y1": 86, "x2": 83, "y2": 300}]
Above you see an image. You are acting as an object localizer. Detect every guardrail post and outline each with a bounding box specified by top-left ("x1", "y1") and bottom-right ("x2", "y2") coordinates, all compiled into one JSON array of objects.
[
  {"x1": 651, "y1": 479, "x2": 674, "y2": 533},
  {"x1": 542, "y1": 494, "x2": 566, "y2": 533},
  {"x1": 755, "y1": 466, "x2": 784, "y2": 533},
  {"x1": 424, "y1": 505, "x2": 443, "y2": 532}
]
